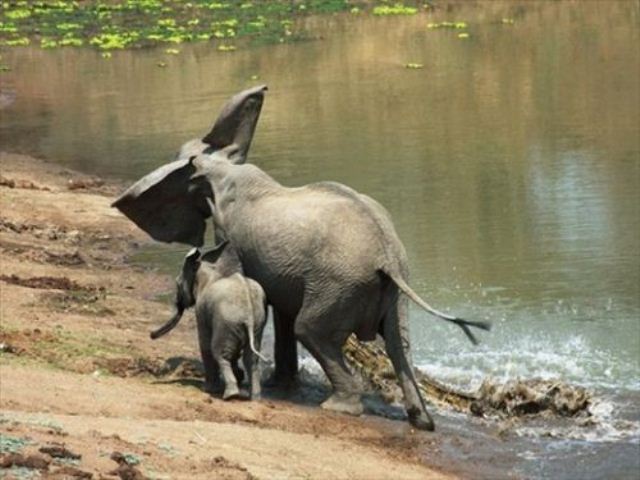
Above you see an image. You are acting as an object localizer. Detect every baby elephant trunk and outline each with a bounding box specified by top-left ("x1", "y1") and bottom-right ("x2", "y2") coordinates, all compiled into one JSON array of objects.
[{"x1": 150, "y1": 306, "x2": 185, "y2": 340}]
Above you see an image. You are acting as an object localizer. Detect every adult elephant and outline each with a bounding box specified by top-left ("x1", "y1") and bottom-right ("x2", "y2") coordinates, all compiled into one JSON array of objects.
[{"x1": 113, "y1": 86, "x2": 489, "y2": 431}]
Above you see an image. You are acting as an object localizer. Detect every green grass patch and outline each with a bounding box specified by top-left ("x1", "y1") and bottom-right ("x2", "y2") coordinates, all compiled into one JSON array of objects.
[{"x1": 0, "y1": 433, "x2": 32, "y2": 454}]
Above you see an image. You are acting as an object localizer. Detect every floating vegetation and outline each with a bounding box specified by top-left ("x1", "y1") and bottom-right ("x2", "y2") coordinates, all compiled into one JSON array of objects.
[
  {"x1": 427, "y1": 21, "x2": 468, "y2": 30},
  {"x1": 0, "y1": 0, "x2": 431, "y2": 52},
  {"x1": 164, "y1": 48, "x2": 179, "y2": 54},
  {"x1": 404, "y1": 62, "x2": 423, "y2": 69},
  {"x1": 1, "y1": 37, "x2": 30, "y2": 46},
  {"x1": 501, "y1": 18, "x2": 515, "y2": 25},
  {"x1": 458, "y1": 32, "x2": 469, "y2": 39},
  {"x1": 372, "y1": 4, "x2": 418, "y2": 16}
]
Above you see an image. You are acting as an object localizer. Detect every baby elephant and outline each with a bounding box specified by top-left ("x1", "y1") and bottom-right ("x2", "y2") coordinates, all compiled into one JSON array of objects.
[{"x1": 150, "y1": 242, "x2": 267, "y2": 400}]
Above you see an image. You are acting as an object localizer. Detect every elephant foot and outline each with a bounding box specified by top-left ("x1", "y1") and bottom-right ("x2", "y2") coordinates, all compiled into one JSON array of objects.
[
  {"x1": 264, "y1": 372, "x2": 298, "y2": 391},
  {"x1": 321, "y1": 393, "x2": 364, "y2": 416},
  {"x1": 407, "y1": 406, "x2": 435, "y2": 431},
  {"x1": 222, "y1": 386, "x2": 241, "y2": 400},
  {"x1": 204, "y1": 380, "x2": 224, "y2": 395}
]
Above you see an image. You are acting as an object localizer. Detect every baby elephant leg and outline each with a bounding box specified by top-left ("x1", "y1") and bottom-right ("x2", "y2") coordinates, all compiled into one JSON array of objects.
[
  {"x1": 197, "y1": 318, "x2": 222, "y2": 394},
  {"x1": 216, "y1": 354, "x2": 241, "y2": 400},
  {"x1": 232, "y1": 361, "x2": 245, "y2": 386},
  {"x1": 243, "y1": 347, "x2": 260, "y2": 400}
]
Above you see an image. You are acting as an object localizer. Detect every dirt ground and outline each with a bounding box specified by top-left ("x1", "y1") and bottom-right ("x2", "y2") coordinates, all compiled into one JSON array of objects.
[{"x1": 0, "y1": 152, "x2": 455, "y2": 479}]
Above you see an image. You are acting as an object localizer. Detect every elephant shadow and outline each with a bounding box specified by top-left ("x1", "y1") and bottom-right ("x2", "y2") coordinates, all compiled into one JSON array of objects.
[
  {"x1": 151, "y1": 355, "x2": 207, "y2": 390},
  {"x1": 151, "y1": 356, "x2": 407, "y2": 422}
]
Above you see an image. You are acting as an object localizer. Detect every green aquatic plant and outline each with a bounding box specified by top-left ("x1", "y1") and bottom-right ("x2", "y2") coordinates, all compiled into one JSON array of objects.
[
  {"x1": 59, "y1": 36, "x2": 83, "y2": 46},
  {"x1": 0, "y1": 22, "x2": 18, "y2": 33},
  {"x1": 41, "y1": 37, "x2": 58, "y2": 48},
  {"x1": 56, "y1": 22, "x2": 82, "y2": 31},
  {"x1": 164, "y1": 47, "x2": 179, "y2": 54},
  {"x1": 5, "y1": 9, "x2": 31, "y2": 20},
  {"x1": 373, "y1": 4, "x2": 417, "y2": 16},
  {"x1": 157, "y1": 18, "x2": 176, "y2": 27},
  {"x1": 207, "y1": 2, "x2": 231, "y2": 10},
  {"x1": 1, "y1": 37, "x2": 30, "y2": 46},
  {"x1": 90, "y1": 31, "x2": 138, "y2": 50},
  {"x1": 0, "y1": 0, "x2": 431, "y2": 51},
  {"x1": 213, "y1": 28, "x2": 236, "y2": 39},
  {"x1": 427, "y1": 21, "x2": 468, "y2": 30},
  {"x1": 457, "y1": 32, "x2": 469, "y2": 39},
  {"x1": 404, "y1": 62, "x2": 424, "y2": 69},
  {"x1": 217, "y1": 44, "x2": 236, "y2": 51},
  {"x1": 501, "y1": 18, "x2": 515, "y2": 24}
]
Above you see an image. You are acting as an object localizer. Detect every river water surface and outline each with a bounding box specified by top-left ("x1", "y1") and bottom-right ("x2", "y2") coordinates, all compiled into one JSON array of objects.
[{"x1": 1, "y1": 1, "x2": 638, "y2": 478}]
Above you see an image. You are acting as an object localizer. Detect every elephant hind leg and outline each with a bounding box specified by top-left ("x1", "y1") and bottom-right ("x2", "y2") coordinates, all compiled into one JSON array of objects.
[
  {"x1": 382, "y1": 295, "x2": 434, "y2": 431},
  {"x1": 294, "y1": 308, "x2": 363, "y2": 416},
  {"x1": 197, "y1": 318, "x2": 222, "y2": 394},
  {"x1": 232, "y1": 361, "x2": 245, "y2": 386}
]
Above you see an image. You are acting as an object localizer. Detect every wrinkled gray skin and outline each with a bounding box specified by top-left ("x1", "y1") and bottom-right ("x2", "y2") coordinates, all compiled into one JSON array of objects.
[
  {"x1": 151, "y1": 244, "x2": 267, "y2": 400},
  {"x1": 114, "y1": 86, "x2": 490, "y2": 431}
]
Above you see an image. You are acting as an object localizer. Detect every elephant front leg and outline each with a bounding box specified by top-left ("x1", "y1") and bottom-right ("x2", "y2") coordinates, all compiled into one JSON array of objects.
[{"x1": 268, "y1": 310, "x2": 298, "y2": 388}]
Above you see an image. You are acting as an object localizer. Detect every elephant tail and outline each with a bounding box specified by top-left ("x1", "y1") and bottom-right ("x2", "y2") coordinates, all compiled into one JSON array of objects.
[
  {"x1": 245, "y1": 322, "x2": 268, "y2": 363},
  {"x1": 385, "y1": 271, "x2": 491, "y2": 345},
  {"x1": 244, "y1": 282, "x2": 268, "y2": 363},
  {"x1": 150, "y1": 307, "x2": 184, "y2": 340}
]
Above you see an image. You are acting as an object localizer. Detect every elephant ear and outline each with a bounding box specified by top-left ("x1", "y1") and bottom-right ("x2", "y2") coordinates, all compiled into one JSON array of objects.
[
  {"x1": 182, "y1": 247, "x2": 201, "y2": 273},
  {"x1": 202, "y1": 84, "x2": 267, "y2": 164},
  {"x1": 112, "y1": 158, "x2": 211, "y2": 246},
  {"x1": 111, "y1": 86, "x2": 267, "y2": 246},
  {"x1": 200, "y1": 240, "x2": 229, "y2": 265}
]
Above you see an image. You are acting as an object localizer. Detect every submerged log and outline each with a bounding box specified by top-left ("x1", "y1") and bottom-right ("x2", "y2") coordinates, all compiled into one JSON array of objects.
[{"x1": 343, "y1": 335, "x2": 591, "y2": 418}]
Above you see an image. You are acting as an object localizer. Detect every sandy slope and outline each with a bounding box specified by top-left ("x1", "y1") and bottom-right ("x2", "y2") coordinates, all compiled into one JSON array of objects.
[{"x1": 0, "y1": 152, "x2": 453, "y2": 479}]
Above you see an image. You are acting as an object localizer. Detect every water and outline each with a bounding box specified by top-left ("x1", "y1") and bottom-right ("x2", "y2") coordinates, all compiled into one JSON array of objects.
[{"x1": 1, "y1": 1, "x2": 639, "y2": 477}]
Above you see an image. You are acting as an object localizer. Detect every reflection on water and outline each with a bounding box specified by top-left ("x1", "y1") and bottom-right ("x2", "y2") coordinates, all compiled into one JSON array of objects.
[{"x1": 1, "y1": 1, "x2": 639, "y2": 391}]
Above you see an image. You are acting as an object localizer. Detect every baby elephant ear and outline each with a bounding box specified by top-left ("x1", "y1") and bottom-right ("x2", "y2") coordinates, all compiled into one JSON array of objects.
[
  {"x1": 202, "y1": 85, "x2": 268, "y2": 164},
  {"x1": 185, "y1": 248, "x2": 201, "y2": 261}
]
